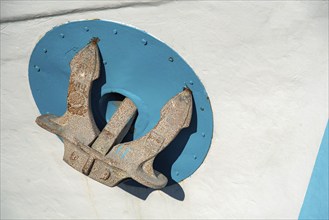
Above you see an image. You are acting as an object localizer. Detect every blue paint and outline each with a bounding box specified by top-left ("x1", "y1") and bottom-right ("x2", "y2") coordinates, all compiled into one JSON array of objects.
[
  {"x1": 121, "y1": 148, "x2": 130, "y2": 159},
  {"x1": 115, "y1": 145, "x2": 123, "y2": 155},
  {"x1": 28, "y1": 20, "x2": 213, "y2": 183},
  {"x1": 299, "y1": 122, "x2": 329, "y2": 220}
]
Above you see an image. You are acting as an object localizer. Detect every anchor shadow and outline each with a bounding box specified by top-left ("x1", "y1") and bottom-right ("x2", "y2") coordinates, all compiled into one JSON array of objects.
[{"x1": 91, "y1": 52, "x2": 197, "y2": 201}]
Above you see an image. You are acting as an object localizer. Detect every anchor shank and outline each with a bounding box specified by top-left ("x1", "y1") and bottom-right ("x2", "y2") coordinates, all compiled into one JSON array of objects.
[{"x1": 91, "y1": 98, "x2": 137, "y2": 155}]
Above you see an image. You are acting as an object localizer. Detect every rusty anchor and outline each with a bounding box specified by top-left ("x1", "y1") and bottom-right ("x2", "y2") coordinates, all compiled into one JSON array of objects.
[{"x1": 36, "y1": 38, "x2": 193, "y2": 189}]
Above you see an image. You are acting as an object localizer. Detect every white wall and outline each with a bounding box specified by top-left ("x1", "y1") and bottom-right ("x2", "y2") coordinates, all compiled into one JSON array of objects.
[{"x1": 1, "y1": 1, "x2": 328, "y2": 219}]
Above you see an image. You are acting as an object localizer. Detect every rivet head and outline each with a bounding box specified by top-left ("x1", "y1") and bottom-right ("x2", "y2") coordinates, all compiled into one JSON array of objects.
[
  {"x1": 201, "y1": 132, "x2": 205, "y2": 137},
  {"x1": 100, "y1": 171, "x2": 110, "y2": 180},
  {"x1": 103, "y1": 61, "x2": 107, "y2": 65},
  {"x1": 200, "y1": 107, "x2": 205, "y2": 111},
  {"x1": 193, "y1": 155, "x2": 197, "y2": 160},
  {"x1": 189, "y1": 81, "x2": 194, "y2": 85},
  {"x1": 168, "y1": 57, "x2": 174, "y2": 62},
  {"x1": 176, "y1": 171, "x2": 179, "y2": 176},
  {"x1": 70, "y1": 152, "x2": 79, "y2": 161},
  {"x1": 84, "y1": 27, "x2": 89, "y2": 32},
  {"x1": 113, "y1": 29, "x2": 118, "y2": 34},
  {"x1": 142, "y1": 38, "x2": 147, "y2": 45},
  {"x1": 34, "y1": 65, "x2": 40, "y2": 72},
  {"x1": 60, "y1": 33, "x2": 65, "y2": 38},
  {"x1": 43, "y1": 49, "x2": 47, "y2": 53}
]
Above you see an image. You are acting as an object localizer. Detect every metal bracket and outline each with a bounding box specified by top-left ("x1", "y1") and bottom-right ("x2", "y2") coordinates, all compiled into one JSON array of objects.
[{"x1": 36, "y1": 38, "x2": 193, "y2": 189}]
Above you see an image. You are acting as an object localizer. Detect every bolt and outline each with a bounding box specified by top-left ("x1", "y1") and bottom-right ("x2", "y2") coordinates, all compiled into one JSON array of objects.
[
  {"x1": 60, "y1": 33, "x2": 65, "y2": 38},
  {"x1": 202, "y1": 132, "x2": 205, "y2": 137},
  {"x1": 113, "y1": 29, "x2": 118, "y2": 35},
  {"x1": 168, "y1": 57, "x2": 174, "y2": 62},
  {"x1": 103, "y1": 61, "x2": 107, "y2": 65},
  {"x1": 142, "y1": 38, "x2": 147, "y2": 45},
  {"x1": 84, "y1": 27, "x2": 89, "y2": 32},
  {"x1": 189, "y1": 81, "x2": 193, "y2": 85},
  {"x1": 176, "y1": 171, "x2": 179, "y2": 176},
  {"x1": 200, "y1": 107, "x2": 205, "y2": 111},
  {"x1": 193, "y1": 155, "x2": 197, "y2": 160},
  {"x1": 43, "y1": 49, "x2": 47, "y2": 53}
]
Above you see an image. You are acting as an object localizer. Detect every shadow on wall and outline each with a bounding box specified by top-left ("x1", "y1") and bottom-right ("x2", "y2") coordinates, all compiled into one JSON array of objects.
[{"x1": 91, "y1": 53, "x2": 198, "y2": 201}]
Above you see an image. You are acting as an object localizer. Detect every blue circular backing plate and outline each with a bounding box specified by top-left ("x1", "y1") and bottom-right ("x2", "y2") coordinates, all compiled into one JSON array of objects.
[{"x1": 29, "y1": 20, "x2": 213, "y2": 184}]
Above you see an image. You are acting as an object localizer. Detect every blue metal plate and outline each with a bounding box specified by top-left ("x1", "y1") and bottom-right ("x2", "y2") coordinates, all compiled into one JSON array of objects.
[{"x1": 28, "y1": 20, "x2": 213, "y2": 184}]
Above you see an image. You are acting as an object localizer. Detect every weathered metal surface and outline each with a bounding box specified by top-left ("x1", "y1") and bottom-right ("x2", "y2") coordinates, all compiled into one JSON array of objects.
[
  {"x1": 92, "y1": 98, "x2": 137, "y2": 156},
  {"x1": 36, "y1": 38, "x2": 193, "y2": 189},
  {"x1": 102, "y1": 88, "x2": 192, "y2": 188},
  {"x1": 36, "y1": 38, "x2": 101, "y2": 146}
]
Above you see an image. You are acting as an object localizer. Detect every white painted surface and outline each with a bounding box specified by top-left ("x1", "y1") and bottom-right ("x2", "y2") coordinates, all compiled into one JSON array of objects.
[{"x1": 1, "y1": 1, "x2": 328, "y2": 219}]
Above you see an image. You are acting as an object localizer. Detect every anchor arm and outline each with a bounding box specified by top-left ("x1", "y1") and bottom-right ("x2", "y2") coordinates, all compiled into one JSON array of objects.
[
  {"x1": 36, "y1": 38, "x2": 101, "y2": 146},
  {"x1": 104, "y1": 88, "x2": 193, "y2": 189}
]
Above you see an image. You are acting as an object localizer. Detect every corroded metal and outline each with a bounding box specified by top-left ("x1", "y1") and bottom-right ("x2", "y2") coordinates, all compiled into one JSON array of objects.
[
  {"x1": 36, "y1": 38, "x2": 101, "y2": 146},
  {"x1": 102, "y1": 88, "x2": 192, "y2": 188},
  {"x1": 92, "y1": 98, "x2": 137, "y2": 155},
  {"x1": 36, "y1": 38, "x2": 193, "y2": 189}
]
